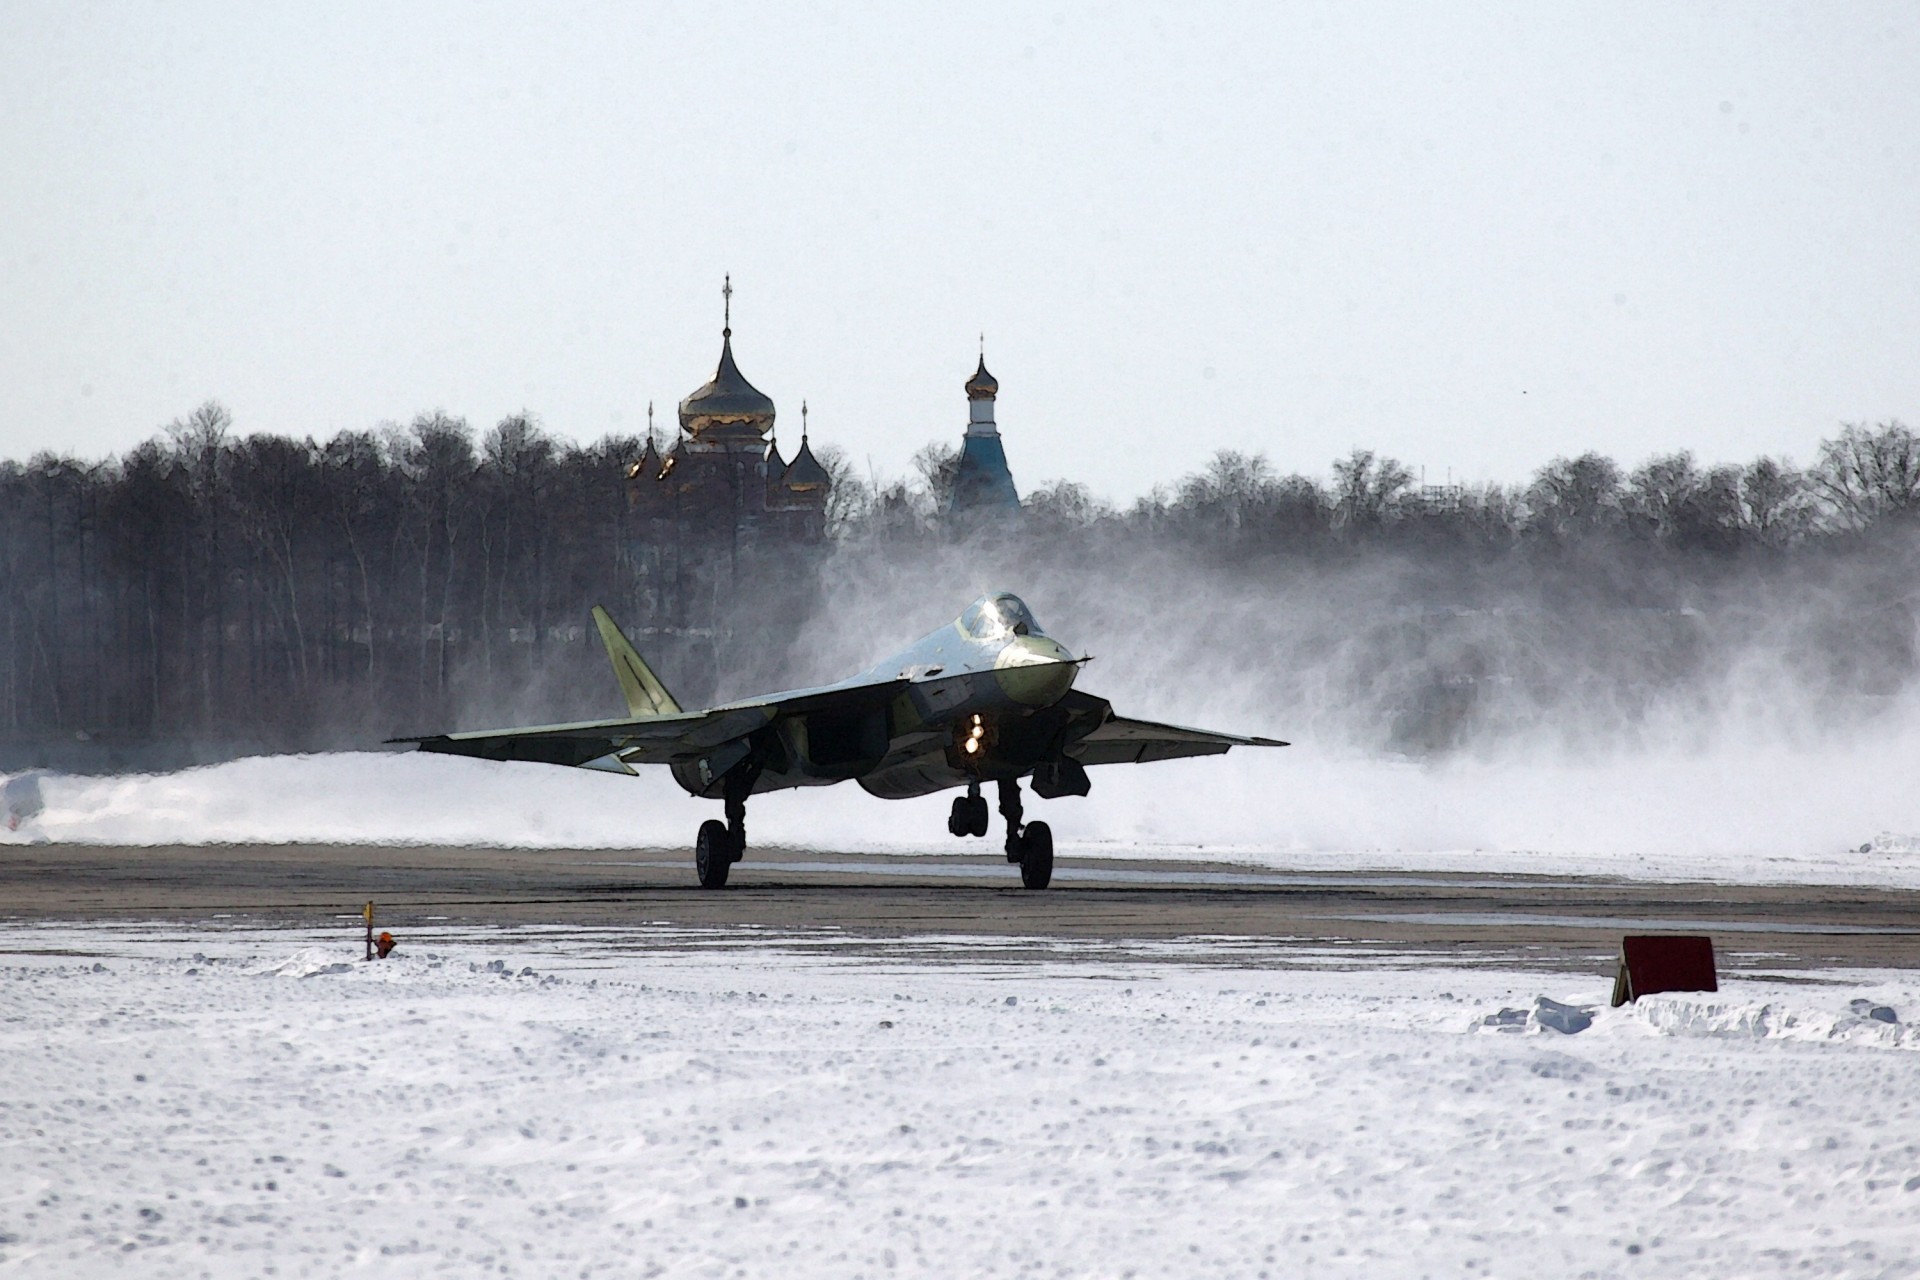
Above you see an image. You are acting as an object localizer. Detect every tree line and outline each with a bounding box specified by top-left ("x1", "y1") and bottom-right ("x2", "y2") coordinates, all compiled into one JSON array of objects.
[
  {"x1": 884, "y1": 422, "x2": 1919, "y2": 551},
  {"x1": 1, "y1": 404, "x2": 1915, "y2": 768}
]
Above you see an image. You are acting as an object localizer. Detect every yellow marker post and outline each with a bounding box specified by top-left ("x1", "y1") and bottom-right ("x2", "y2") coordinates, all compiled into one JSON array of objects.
[{"x1": 363, "y1": 901, "x2": 374, "y2": 962}]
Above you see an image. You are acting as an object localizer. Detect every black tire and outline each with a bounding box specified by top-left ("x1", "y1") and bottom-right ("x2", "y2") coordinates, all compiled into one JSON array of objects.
[
  {"x1": 1019, "y1": 820, "x2": 1053, "y2": 889},
  {"x1": 947, "y1": 796, "x2": 971, "y2": 838},
  {"x1": 968, "y1": 795, "x2": 991, "y2": 838},
  {"x1": 695, "y1": 819, "x2": 731, "y2": 888}
]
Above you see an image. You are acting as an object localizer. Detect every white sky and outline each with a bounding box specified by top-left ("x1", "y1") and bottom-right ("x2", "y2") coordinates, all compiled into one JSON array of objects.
[{"x1": 2, "y1": 2, "x2": 1916, "y2": 499}]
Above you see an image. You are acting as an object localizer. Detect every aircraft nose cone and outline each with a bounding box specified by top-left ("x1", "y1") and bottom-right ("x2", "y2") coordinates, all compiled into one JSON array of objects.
[{"x1": 993, "y1": 636, "x2": 1078, "y2": 706}]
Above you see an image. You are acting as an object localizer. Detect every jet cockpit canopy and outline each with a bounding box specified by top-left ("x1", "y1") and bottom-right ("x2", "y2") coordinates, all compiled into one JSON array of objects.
[{"x1": 959, "y1": 592, "x2": 1045, "y2": 640}]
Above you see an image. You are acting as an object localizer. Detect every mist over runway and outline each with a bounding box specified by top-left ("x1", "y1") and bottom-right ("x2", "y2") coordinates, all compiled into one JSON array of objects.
[{"x1": 6, "y1": 745, "x2": 1918, "y2": 884}]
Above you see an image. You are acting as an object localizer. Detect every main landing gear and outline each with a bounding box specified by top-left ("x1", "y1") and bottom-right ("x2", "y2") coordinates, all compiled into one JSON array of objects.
[
  {"x1": 947, "y1": 783, "x2": 990, "y2": 838},
  {"x1": 695, "y1": 769, "x2": 752, "y2": 889},
  {"x1": 948, "y1": 780, "x2": 1052, "y2": 888}
]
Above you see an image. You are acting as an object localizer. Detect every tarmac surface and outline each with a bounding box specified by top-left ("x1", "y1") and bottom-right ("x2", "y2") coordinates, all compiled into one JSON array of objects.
[{"x1": 2, "y1": 842, "x2": 1917, "y2": 973}]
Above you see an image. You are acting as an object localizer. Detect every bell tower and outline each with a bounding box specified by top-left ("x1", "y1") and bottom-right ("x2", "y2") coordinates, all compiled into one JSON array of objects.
[{"x1": 948, "y1": 342, "x2": 1021, "y2": 516}]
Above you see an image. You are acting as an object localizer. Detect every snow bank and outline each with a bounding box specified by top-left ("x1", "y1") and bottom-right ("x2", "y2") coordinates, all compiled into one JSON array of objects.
[
  {"x1": 246, "y1": 947, "x2": 358, "y2": 979},
  {"x1": 3, "y1": 922, "x2": 1919, "y2": 1277},
  {"x1": 1627, "y1": 992, "x2": 1918, "y2": 1049},
  {"x1": 6, "y1": 737, "x2": 1920, "y2": 886}
]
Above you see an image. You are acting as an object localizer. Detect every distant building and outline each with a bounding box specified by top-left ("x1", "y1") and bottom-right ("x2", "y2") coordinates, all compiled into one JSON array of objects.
[
  {"x1": 621, "y1": 282, "x2": 834, "y2": 693},
  {"x1": 1416, "y1": 483, "x2": 1463, "y2": 514},
  {"x1": 947, "y1": 353, "x2": 1021, "y2": 518},
  {"x1": 627, "y1": 278, "x2": 832, "y2": 548}
]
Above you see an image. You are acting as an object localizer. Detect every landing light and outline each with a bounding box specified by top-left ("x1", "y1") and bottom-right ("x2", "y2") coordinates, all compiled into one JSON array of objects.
[{"x1": 963, "y1": 739, "x2": 978, "y2": 754}]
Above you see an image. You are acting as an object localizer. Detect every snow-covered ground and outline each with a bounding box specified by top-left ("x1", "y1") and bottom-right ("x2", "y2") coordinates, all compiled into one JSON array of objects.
[
  {"x1": 6, "y1": 745, "x2": 1920, "y2": 886},
  {"x1": 3, "y1": 921, "x2": 1919, "y2": 1277}
]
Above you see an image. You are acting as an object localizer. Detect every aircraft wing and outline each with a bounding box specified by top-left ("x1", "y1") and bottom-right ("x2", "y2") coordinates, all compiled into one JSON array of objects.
[
  {"x1": 389, "y1": 680, "x2": 911, "y2": 772},
  {"x1": 1062, "y1": 690, "x2": 1288, "y2": 766}
]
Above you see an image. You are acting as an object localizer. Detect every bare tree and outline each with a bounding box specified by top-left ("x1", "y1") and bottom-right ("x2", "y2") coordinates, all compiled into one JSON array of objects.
[
  {"x1": 911, "y1": 441, "x2": 961, "y2": 517},
  {"x1": 1331, "y1": 448, "x2": 1413, "y2": 530},
  {"x1": 1023, "y1": 479, "x2": 1112, "y2": 535},
  {"x1": 815, "y1": 445, "x2": 870, "y2": 537},
  {"x1": 1526, "y1": 452, "x2": 1624, "y2": 538},
  {"x1": 167, "y1": 401, "x2": 232, "y2": 727},
  {"x1": 397, "y1": 412, "x2": 476, "y2": 705},
  {"x1": 1814, "y1": 422, "x2": 1920, "y2": 528},
  {"x1": 1738, "y1": 457, "x2": 1814, "y2": 546}
]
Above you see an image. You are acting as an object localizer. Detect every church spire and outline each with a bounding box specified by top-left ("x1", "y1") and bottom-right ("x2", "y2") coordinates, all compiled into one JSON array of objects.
[
  {"x1": 950, "y1": 346, "x2": 1018, "y2": 516},
  {"x1": 783, "y1": 401, "x2": 830, "y2": 494},
  {"x1": 964, "y1": 349, "x2": 1000, "y2": 436},
  {"x1": 679, "y1": 275, "x2": 775, "y2": 440},
  {"x1": 965, "y1": 351, "x2": 999, "y2": 403}
]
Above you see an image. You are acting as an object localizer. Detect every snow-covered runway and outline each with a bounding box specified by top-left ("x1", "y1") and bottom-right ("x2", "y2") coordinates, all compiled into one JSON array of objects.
[{"x1": 3, "y1": 922, "x2": 1918, "y2": 1277}]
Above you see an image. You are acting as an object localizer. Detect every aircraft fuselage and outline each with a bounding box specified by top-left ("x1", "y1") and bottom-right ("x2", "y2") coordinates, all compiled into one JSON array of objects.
[{"x1": 668, "y1": 593, "x2": 1080, "y2": 800}]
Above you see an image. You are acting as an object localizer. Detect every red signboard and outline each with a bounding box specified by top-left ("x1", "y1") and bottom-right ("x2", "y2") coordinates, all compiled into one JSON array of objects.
[{"x1": 1611, "y1": 935, "x2": 1717, "y2": 1006}]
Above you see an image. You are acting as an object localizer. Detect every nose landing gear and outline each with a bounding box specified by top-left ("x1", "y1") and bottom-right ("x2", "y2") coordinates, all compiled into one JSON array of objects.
[
  {"x1": 998, "y1": 778, "x2": 1053, "y2": 890},
  {"x1": 1017, "y1": 822, "x2": 1054, "y2": 890}
]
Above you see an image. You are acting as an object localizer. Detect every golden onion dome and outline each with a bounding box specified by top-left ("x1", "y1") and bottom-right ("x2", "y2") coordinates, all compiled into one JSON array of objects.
[
  {"x1": 781, "y1": 436, "x2": 831, "y2": 492},
  {"x1": 964, "y1": 355, "x2": 999, "y2": 401},
  {"x1": 679, "y1": 333, "x2": 776, "y2": 435}
]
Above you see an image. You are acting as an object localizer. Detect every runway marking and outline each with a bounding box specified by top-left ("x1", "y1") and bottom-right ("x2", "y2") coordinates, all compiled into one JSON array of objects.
[
  {"x1": 584, "y1": 859, "x2": 1590, "y2": 891},
  {"x1": 1335, "y1": 911, "x2": 1920, "y2": 936}
]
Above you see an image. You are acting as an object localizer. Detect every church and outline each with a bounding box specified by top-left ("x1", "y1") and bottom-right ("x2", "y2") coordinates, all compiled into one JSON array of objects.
[
  {"x1": 618, "y1": 283, "x2": 1026, "y2": 696},
  {"x1": 626, "y1": 279, "x2": 832, "y2": 546},
  {"x1": 628, "y1": 282, "x2": 1024, "y2": 540}
]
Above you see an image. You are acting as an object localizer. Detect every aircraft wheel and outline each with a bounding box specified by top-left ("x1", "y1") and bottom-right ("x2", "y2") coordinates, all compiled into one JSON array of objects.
[
  {"x1": 695, "y1": 819, "x2": 732, "y2": 889},
  {"x1": 948, "y1": 794, "x2": 993, "y2": 838},
  {"x1": 1018, "y1": 821, "x2": 1054, "y2": 890}
]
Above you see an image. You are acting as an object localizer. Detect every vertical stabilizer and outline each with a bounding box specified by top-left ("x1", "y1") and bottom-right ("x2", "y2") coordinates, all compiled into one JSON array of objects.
[{"x1": 591, "y1": 607, "x2": 683, "y2": 718}]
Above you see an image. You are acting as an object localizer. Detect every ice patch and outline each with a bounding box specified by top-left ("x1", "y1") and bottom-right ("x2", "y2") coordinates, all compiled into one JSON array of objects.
[
  {"x1": 1531, "y1": 995, "x2": 1595, "y2": 1034},
  {"x1": 1848, "y1": 997, "x2": 1899, "y2": 1024},
  {"x1": 1477, "y1": 995, "x2": 1597, "y2": 1035}
]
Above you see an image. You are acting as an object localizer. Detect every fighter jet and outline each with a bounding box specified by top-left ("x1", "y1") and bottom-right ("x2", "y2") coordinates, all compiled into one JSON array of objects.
[{"x1": 391, "y1": 592, "x2": 1286, "y2": 889}]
